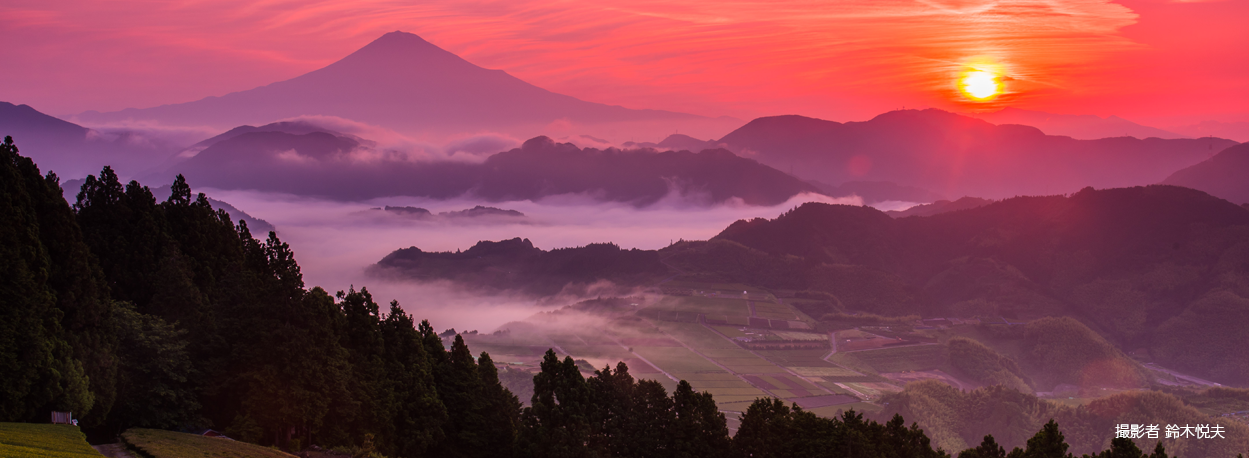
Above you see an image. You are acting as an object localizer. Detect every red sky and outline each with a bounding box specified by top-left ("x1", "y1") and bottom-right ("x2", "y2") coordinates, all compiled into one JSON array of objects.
[{"x1": 1, "y1": 0, "x2": 1245, "y2": 127}]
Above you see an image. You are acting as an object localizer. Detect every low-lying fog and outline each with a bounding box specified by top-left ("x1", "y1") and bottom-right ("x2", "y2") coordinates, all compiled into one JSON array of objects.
[{"x1": 203, "y1": 189, "x2": 879, "y2": 331}]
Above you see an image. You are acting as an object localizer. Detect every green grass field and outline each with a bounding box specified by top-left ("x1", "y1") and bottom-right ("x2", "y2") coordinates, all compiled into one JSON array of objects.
[
  {"x1": 123, "y1": 428, "x2": 295, "y2": 458},
  {"x1": 0, "y1": 423, "x2": 102, "y2": 458}
]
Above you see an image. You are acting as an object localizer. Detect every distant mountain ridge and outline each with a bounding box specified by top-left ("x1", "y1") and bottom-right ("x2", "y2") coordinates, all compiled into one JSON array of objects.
[
  {"x1": 715, "y1": 109, "x2": 1237, "y2": 199},
  {"x1": 1162, "y1": 142, "x2": 1249, "y2": 205},
  {"x1": 974, "y1": 107, "x2": 1185, "y2": 140},
  {"x1": 372, "y1": 185, "x2": 1249, "y2": 385},
  {"x1": 169, "y1": 132, "x2": 825, "y2": 205},
  {"x1": 75, "y1": 32, "x2": 732, "y2": 138},
  {"x1": 1, "y1": 101, "x2": 185, "y2": 179}
]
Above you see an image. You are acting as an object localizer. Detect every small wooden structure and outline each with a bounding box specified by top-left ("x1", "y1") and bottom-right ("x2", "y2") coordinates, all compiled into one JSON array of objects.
[{"x1": 51, "y1": 411, "x2": 74, "y2": 425}]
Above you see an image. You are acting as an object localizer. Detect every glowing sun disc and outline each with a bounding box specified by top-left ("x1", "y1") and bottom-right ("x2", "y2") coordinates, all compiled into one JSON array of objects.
[{"x1": 961, "y1": 71, "x2": 1000, "y2": 100}]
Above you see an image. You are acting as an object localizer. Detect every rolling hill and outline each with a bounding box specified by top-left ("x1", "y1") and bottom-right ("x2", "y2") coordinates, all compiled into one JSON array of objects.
[
  {"x1": 715, "y1": 109, "x2": 1237, "y2": 199},
  {"x1": 170, "y1": 132, "x2": 825, "y2": 204},
  {"x1": 1162, "y1": 142, "x2": 1249, "y2": 205},
  {"x1": 373, "y1": 185, "x2": 1249, "y2": 385},
  {"x1": 0, "y1": 101, "x2": 185, "y2": 179}
]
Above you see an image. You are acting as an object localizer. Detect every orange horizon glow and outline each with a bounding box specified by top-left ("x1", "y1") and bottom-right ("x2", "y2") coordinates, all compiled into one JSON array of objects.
[{"x1": 0, "y1": 0, "x2": 1246, "y2": 127}]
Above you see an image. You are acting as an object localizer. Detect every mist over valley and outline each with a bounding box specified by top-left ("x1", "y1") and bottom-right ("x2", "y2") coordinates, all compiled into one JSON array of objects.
[{"x1": 4, "y1": 16, "x2": 1249, "y2": 458}]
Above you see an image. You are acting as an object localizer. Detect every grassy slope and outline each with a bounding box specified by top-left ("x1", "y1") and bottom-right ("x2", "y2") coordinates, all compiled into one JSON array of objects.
[
  {"x1": 0, "y1": 423, "x2": 103, "y2": 458},
  {"x1": 122, "y1": 428, "x2": 294, "y2": 458}
]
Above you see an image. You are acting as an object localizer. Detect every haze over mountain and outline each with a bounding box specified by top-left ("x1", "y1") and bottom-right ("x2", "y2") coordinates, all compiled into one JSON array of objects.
[
  {"x1": 373, "y1": 185, "x2": 1249, "y2": 385},
  {"x1": 169, "y1": 132, "x2": 824, "y2": 205},
  {"x1": 1171, "y1": 120, "x2": 1249, "y2": 143},
  {"x1": 0, "y1": 101, "x2": 193, "y2": 179},
  {"x1": 1162, "y1": 142, "x2": 1249, "y2": 205},
  {"x1": 716, "y1": 109, "x2": 1237, "y2": 199},
  {"x1": 74, "y1": 31, "x2": 739, "y2": 141},
  {"x1": 973, "y1": 107, "x2": 1185, "y2": 140}
]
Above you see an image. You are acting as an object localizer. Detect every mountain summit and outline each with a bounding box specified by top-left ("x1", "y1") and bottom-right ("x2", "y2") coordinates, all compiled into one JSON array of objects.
[{"x1": 76, "y1": 32, "x2": 723, "y2": 137}]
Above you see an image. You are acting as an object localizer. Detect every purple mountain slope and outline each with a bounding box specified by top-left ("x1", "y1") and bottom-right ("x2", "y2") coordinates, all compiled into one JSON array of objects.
[
  {"x1": 168, "y1": 131, "x2": 824, "y2": 204},
  {"x1": 716, "y1": 109, "x2": 1237, "y2": 199},
  {"x1": 1, "y1": 101, "x2": 187, "y2": 179},
  {"x1": 1162, "y1": 142, "x2": 1249, "y2": 205}
]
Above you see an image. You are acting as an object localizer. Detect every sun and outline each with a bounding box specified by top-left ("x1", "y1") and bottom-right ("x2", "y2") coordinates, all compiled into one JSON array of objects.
[{"x1": 960, "y1": 70, "x2": 1001, "y2": 100}]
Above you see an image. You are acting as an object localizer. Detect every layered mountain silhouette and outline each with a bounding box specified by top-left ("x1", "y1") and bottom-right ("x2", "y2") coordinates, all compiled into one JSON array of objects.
[
  {"x1": 885, "y1": 197, "x2": 993, "y2": 218},
  {"x1": 1162, "y1": 142, "x2": 1249, "y2": 205},
  {"x1": 372, "y1": 185, "x2": 1249, "y2": 384},
  {"x1": 75, "y1": 31, "x2": 735, "y2": 138},
  {"x1": 1, "y1": 101, "x2": 186, "y2": 179},
  {"x1": 170, "y1": 132, "x2": 824, "y2": 205},
  {"x1": 974, "y1": 107, "x2": 1184, "y2": 140},
  {"x1": 715, "y1": 109, "x2": 1237, "y2": 199},
  {"x1": 1171, "y1": 120, "x2": 1249, "y2": 143}
]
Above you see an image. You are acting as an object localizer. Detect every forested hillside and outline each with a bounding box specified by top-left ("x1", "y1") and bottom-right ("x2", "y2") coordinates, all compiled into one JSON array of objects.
[
  {"x1": 707, "y1": 189, "x2": 1249, "y2": 385},
  {"x1": 5, "y1": 137, "x2": 1217, "y2": 458},
  {"x1": 374, "y1": 186, "x2": 1249, "y2": 386}
]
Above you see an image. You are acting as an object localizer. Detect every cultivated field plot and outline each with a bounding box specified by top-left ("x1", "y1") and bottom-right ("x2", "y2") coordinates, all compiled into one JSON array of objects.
[
  {"x1": 752, "y1": 300, "x2": 800, "y2": 320},
  {"x1": 662, "y1": 281, "x2": 763, "y2": 295},
  {"x1": 560, "y1": 344, "x2": 633, "y2": 360},
  {"x1": 835, "y1": 329, "x2": 871, "y2": 340},
  {"x1": 0, "y1": 423, "x2": 102, "y2": 458},
  {"x1": 881, "y1": 369, "x2": 977, "y2": 391},
  {"x1": 839, "y1": 337, "x2": 921, "y2": 352},
  {"x1": 787, "y1": 366, "x2": 861, "y2": 377},
  {"x1": 124, "y1": 428, "x2": 295, "y2": 458},
  {"x1": 753, "y1": 349, "x2": 830, "y2": 366},
  {"x1": 772, "y1": 331, "x2": 827, "y2": 341},
  {"x1": 814, "y1": 380, "x2": 857, "y2": 395},
  {"x1": 842, "y1": 382, "x2": 901, "y2": 398},
  {"x1": 711, "y1": 326, "x2": 750, "y2": 339},
  {"x1": 656, "y1": 322, "x2": 738, "y2": 349},
  {"x1": 791, "y1": 395, "x2": 860, "y2": 409},
  {"x1": 751, "y1": 349, "x2": 870, "y2": 380},
  {"x1": 669, "y1": 372, "x2": 771, "y2": 404},
  {"x1": 653, "y1": 296, "x2": 752, "y2": 317},
  {"x1": 846, "y1": 345, "x2": 948, "y2": 373},
  {"x1": 633, "y1": 346, "x2": 722, "y2": 373}
]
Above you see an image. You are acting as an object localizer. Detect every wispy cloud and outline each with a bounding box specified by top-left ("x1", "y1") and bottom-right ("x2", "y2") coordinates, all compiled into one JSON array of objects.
[{"x1": 2, "y1": 0, "x2": 1242, "y2": 123}]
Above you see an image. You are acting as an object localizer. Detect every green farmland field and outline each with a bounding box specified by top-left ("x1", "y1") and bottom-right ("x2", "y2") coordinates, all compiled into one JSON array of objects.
[
  {"x1": 0, "y1": 423, "x2": 102, "y2": 458},
  {"x1": 123, "y1": 428, "x2": 295, "y2": 458}
]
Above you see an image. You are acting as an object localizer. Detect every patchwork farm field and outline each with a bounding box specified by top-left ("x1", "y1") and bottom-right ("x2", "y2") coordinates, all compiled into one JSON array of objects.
[
  {"x1": 652, "y1": 296, "x2": 751, "y2": 317},
  {"x1": 0, "y1": 423, "x2": 102, "y2": 458},
  {"x1": 466, "y1": 290, "x2": 979, "y2": 420},
  {"x1": 844, "y1": 345, "x2": 948, "y2": 373}
]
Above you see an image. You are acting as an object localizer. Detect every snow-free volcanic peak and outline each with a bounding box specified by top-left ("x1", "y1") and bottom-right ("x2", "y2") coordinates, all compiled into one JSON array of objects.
[{"x1": 76, "y1": 31, "x2": 712, "y2": 137}]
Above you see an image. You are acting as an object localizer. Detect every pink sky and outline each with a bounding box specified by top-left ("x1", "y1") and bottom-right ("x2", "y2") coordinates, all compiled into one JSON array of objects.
[{"x1": 1, "y1": 0, "x2": 1245, "y2": 127}]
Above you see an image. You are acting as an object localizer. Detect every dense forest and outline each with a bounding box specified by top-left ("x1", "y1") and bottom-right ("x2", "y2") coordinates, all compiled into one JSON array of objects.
[{"x1": 0, "y1": 136, "x2": 1234, "y2": 458}]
